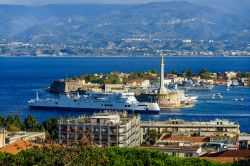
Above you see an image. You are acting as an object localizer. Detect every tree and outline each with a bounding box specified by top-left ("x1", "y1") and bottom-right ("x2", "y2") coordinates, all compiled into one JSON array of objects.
[
  {"x1": 237, "y1": 72, "x2": 250, "y2": 78},
  {"x1": 148, "y1": 129, "x2": 160, "y2": 145},
  {"x1": 14, "y1": 115, "x2": 25, "y2": 131},
  {"x1": 199, "y1": 68, "x2": 211, "y2": 79},
  {"x1": 0, "y1": 115, "x2": 5, "y2": 127},
  {"x1": 172, "y1": 70, "x2": 178, "y2": 75},
  {"x1": 161, "y1": 128, "x2": 170, "y2": 134},
  {"x1": 24, "y1": 115, "x2": 44, "y2": 132},
  {"x1": 8, "y1": 124, "x2": 20, "y2": 132},
  {"x1": 42, "y1": 118, "x2": 59, "y2": 140},
  {"x1": 4, "y1": 115, "x2": 23, "y2": 131},
  {"x1": 4, "y1": 115, "x2": 15, "y2": 131},
  {"x1": 0, "y1": 146, "x2": 224, "y2": 165},
  {"x1": 184, "y1": 69, "x2": 194, "y2": 77},
  {"x1": 149, "y1": 69, "x2": 157, "y2": 74}
]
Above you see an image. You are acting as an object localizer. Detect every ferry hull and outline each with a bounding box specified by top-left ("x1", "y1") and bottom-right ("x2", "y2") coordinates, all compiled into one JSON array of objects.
[{"x1": 29, "y1": 105, "x2": 160, "y2": 114}]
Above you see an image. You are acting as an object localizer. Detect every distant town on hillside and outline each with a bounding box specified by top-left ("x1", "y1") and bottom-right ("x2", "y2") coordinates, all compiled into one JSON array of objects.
[{"x1": 0, "y1": 1, "x2": 249, "y2": 56}]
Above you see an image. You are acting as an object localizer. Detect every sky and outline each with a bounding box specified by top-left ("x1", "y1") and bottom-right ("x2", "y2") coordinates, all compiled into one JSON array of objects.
[{"x1": 0, "y1": 0, "x2": 173, "y2": 5}]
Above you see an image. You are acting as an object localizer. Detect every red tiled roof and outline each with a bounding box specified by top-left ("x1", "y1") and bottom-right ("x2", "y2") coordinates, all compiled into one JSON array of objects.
[
  {"x1": 215, "y1": 80, "x2": 227, "y2": 83},
  {"x1": 202, "y1": 157, "x2": 245, "y2": 163},
  {"x1": 201, "y1": 150, "x2": 250, "y2": 158},
  {"x1": 166, "y1": 74, "x2": 176, "y2": 79},
  {"x1": 0, "y1": 140, "x2": 35, "y2": 154}
]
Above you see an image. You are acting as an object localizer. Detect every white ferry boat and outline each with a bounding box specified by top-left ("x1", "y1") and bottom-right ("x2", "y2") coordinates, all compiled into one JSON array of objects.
[{"x1": 28, "y1": 92, "x2": 160, "y2": 114}]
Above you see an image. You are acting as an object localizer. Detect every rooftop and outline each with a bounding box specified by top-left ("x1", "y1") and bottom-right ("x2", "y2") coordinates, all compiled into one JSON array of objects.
[
  {"x1": 90, "y1": 114, "x2": 120, "y2": 120},
  {"x1": 201, "y1": 150, "x2": 250, "y2": 158},
  {"x1": 0, "y1": 140, "x2": 34, "y2": 154},
  {"x1": 142, "y1": 118, "x2": 239, "y2": 128},
  {"x1": 209, "y1": 136, "x2": 238, "y2": 141},
  {"x1": 6, "y1": 131, "x2": 45, "y2": 138},
  {"x1": 141, "y1": 146, "x2": 200, "y2": 152},
  {"x1": 161, "y1": 136, "x2": 208, "y2": 143},
  {"x1": 59, "y1": 111, "x2": 139, "y2": 125}
]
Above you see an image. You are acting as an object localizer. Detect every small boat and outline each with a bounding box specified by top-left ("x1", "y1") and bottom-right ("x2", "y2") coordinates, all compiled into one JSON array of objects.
[
  {"x1": 218, "y1": 95, "x2": 223, "y2": 99},
  {"x1": 227, "y1": 80, "x2": 232, "y2": 87},
  {"x1": 185, "y1": 95, "x2": 198, "y2": 101},
  {"x1": 226, "y1": 88, "x2": 230, "y2": 91},
  {"x1": 232, "y1": 80, "x2": 239, "y2": 86},
  {"x1": 181, "y1": 94, "x2": 198, "y2": 103},
  {"x1": 240, "y1": 98, "x2": 244, "y2": 101},
  {"x1": 234, "y1": 99, "x2": 238, "y2": 101}
]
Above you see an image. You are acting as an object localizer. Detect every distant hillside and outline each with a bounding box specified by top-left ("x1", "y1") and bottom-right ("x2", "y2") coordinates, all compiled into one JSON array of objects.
[
  {"x1": 0, "y1": 1, "x2": 249, "y2": 44},
  {"x1": 190, "y1": 0, "x2": 250, "y2": 18}
]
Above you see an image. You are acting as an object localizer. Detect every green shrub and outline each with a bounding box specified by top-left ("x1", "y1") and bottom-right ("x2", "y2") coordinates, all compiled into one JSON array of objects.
[{"x1": 0, "y1": 146, "x2": 229, "y2": 166}]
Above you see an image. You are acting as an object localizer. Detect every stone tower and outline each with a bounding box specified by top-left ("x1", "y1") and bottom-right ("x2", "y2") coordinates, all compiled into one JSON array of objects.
[{"x1": 137, "y1": 52, "x2": 182, "y2": 109}]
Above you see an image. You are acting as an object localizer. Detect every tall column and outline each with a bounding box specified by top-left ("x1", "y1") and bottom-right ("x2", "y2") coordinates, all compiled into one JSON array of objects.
[{"x1": 159, "y1": 53, "x2": 166, "y2": 94}]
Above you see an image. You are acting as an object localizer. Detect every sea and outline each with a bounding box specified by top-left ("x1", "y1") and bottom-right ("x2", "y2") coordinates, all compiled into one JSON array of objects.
[{"x1": 0, "y1": 57, "x2": 250, "y2": 132}]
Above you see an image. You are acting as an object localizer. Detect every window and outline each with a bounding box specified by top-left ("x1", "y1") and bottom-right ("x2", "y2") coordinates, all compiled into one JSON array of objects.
[
  {"x1": 94, "y1": 127, "x2": 99, "y2": 132},
  {"x1": 172, "y1": 152, "x2": 177, "y2": 157},
  {"x1": 102, "y1": 128, "x2": 108, "y2": 134},
  {"x1": 185, "y1": 153, "x2": 193, "y2": 157}
]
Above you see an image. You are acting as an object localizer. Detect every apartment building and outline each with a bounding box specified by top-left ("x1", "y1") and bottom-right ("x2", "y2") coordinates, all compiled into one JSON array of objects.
[{"x1": 58, "y1": 112, "x2": 141, "y2": 147}]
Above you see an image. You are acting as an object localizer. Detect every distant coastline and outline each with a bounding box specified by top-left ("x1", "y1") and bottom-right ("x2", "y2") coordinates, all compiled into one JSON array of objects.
[{"x1": 1, "y1": 55, "x2": 250, "y2": 58}]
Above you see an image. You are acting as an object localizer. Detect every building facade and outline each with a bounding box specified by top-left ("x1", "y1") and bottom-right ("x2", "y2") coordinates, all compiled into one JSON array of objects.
[
  {"x1": 141, "y1": 119, "x2": 240, "y2": 142},
  {"x1": 58, "y1": 112, "x2": 141, "y2": 147},
  {"x1": 49, "y1": 79, "x2": 86, "y2": 93},
  {"x1": 0, "y1": 128, "x2": 6, "y2": 148},
  {"x1": 5, "y1": 132, "x2": 46, "y2": 144},
  {"x1": 126, "y1": 80, "x2": 150, "y2": 89},
  {"x1": 103, "y1": 84, "x2": 127, "y2": 93}
]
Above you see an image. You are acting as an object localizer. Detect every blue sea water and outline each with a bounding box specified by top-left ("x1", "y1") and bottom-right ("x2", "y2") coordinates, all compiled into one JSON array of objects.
[{"x1": 0, "y1": 57, "x2": 250, "y2": 132}]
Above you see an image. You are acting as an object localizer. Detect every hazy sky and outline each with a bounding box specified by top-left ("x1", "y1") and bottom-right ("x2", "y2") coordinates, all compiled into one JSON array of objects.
[{"x1": 0, "y1": 0, "x2": 174, "y2": 5}]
